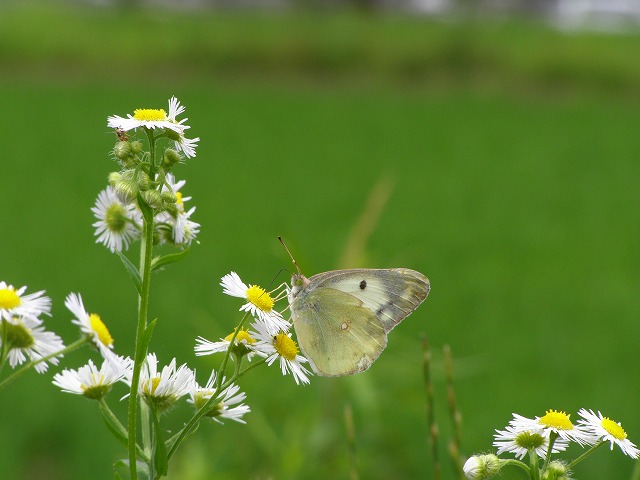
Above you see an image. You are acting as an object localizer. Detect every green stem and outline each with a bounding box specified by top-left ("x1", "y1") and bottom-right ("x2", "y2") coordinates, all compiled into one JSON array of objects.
[
  {"x1": 503, "y1": 459, "x2": 530, "y2": 475},
  {"x1": 0, "y1": 319, "x2": 10, "y2": 376},
  {"x1": 542, "y1": 431, "x2": 558, "y2": 472},
  {"x1": 167, "y1": 313, "x2": 252, "y2": 460},
  {"x1": 568, "y1": 441, "x2": 605, "y2": 469},
  {"x1": 99, "y1": 399, "x2": 149, "y2": 462},
  {"x1": 0, "y1": 337, "x2": 89, "y2": 391},
  {"x1": 529, "y1": 448, "x2": 540, "y2": 480},
  {"x1": 128, "y1": 185, "x2": 155, "y2": 480},
  {"x1": 630, "y1": 456, "x2": 640, "y2": 480}
]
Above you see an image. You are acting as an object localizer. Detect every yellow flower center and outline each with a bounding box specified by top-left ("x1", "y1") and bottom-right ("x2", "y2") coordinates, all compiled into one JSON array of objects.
[
  {"x1": 539, "y1": 410, "x2": 573, "y2": 430},
  {"x1": 143, "y1": 377, "x2": 162, "y2": 396},
  {"x1": 224, "y1": 328, "x2": 256, "y2": 345},
  {"x1": 89, "y1": 313, "x2": 114, "y2": 347},
  {"x1": 175, "y1": 191, "x2": 184, "y2": 207},
  {"x1": 246, "y1": 285, "x2": 274, "y2": 312},
  {"x1": 274, "y1": 333, "x2": 298, "y2": 361},
  {"x1": 133, "y1": 108, "x2": 167, "y2": 122},
  {"x1": 0, "y1": 288, "x2": 21, "y2": 310},
  {"x1": 601, "y1": 417, "x2": 627, "y2": 440}
]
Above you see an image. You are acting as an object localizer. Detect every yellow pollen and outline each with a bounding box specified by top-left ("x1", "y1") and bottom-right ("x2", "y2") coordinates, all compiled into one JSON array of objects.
[
  {"x1": 133, "y1": 108, "x2": 167, "y2": 122},
  {"x1": 539, "y1": 410, "x2": 573, "y2": 430},
  {"x1": 246, "y1": 285, "x2": 274, "y2": 312},
  {"x1": 224, "y1": 328, "x2": 256, "y2": 344},
  {"x1": 89, "y1": 313, "x2": 114, "y2": 347},
  {"x1": 0, "y1": 288, "x2": 21, "y2": 310},
  {"x1": 601, "y1": 417, "x2": 627, "y2": 440},
  {"x1": 143, "y1": 377, "x2": 162, "y2": 395},
  {"x1": 175, "y1": 192, "x2": 184, "y2": 207},
  {"x1": 274, "y1": 333, "x2": 299, "y2": 361}
]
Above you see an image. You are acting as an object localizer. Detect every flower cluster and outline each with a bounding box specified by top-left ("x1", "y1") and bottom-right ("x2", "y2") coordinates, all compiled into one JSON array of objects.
[
  {"x1": 464, "y1": 409, "x2": 639, "y2": 480},
  {"x1": 94, "y1": 97, "x2": 200, "y2": 252},
  {"x1": 196, "y1": 271, "x2": 312, "y2": 385}
]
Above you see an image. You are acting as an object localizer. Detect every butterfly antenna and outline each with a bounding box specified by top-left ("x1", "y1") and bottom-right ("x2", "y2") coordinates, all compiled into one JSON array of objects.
[{"x1": 278, "y1": 236, "x2": 302, "y2": 275}]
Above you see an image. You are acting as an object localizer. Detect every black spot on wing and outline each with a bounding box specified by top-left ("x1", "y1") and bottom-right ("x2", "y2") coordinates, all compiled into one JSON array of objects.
[{"x1": 359, "y1": 280, "x2": 367, "y2": 290}]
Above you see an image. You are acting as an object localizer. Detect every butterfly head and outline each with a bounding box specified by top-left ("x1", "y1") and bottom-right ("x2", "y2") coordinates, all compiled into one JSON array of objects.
[{"x1": 289, "y1": 273, "x2": 310, "y2": 298}]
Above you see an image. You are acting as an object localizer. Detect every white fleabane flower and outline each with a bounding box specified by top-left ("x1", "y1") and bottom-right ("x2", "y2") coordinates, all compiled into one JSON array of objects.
[
  {"x1": 174, "y1": 134, "x2": 199, "y2": 159},
  {"x1": 156, "y1": 174, "x2": 200, "y2": 245},
  {"x1": 189, "y1": 371, "x2": 250, "y2": 424},
  {"x1": 251, "y1": 320, "x2": 311, "y2": 385},
  {"x1": 137, "y1": 353, "x2": 195, "y2": 411},
  {"x1": 577, "y1": 409, "x2": 640, "y2": 459},
  {"x1": 52, "y1": 355, "x2": 133, "y2": 400},
  {"x1": 0, "y1": 281, "x2": 51, "y2": 323},
  {"x1": 511, "y1": 411, "x2": 595, "y2": 446},
  {"x1": 92, "y1": 187, "x2": 140, "y2": 252},
  {"x1": 65, "y1": 293, "x2": 115, "y2": 359},
  {"x1": 220, "y1": 272, "x2": 289, "y2": 333},
  {"x1": 1, "y1": 315, "x2": 64, "y2": 373},
  {"x1": 493, "y1": 422, "x2": 568, "y2": 460},
  {"x1": 107, "y1": 96, "x2": 188, "y2": 135},
  {"x1": 195, "y1": 328, "x2": 257, "y2": 361}
]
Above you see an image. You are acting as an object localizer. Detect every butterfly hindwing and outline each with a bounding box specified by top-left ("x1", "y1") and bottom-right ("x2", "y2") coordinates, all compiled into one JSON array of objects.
[
  {"x1": 291, "y1": 287, "x2": 387, "y2": 376},
  {"x1": 305, "y1": 268, "x2": 430, "y2": 332}
]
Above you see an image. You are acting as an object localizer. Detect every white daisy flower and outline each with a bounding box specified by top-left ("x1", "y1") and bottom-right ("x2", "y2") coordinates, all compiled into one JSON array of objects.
[
  {"x1": 251, "y1": 320, "x2": 311, "y2": 385},
  {"x1": 0, "y1": 281, "x2": 51, "y2": 323},
  {"x1": 65, "y1": 293, "x2": 115, "y2": 359},
  {"x1": 92, "y1": 186, "x2": 140, "y2": 252},
  {"x1": 156, "y1": 174, "x2": 200, "y2": 245},
  {"x1": 577, "y1": 409, "x2": 640, "y2": 458},
  {"x1": 1, "y1": 315, "x2": 64, "y2": 373},
  {"x1": 52, "y1": 355, "x2": 133, "y2": 400},
  {"x1": 188, "y1": 371, "x2": 250, "y2": 424},
  {"x1": 137, "y1": 353, "x2": 195, "y2": 411},
  {"x1": 195, "y1": 327, "x2": 257, "y2": 360},
  {"x1": 107, "y1": 96, "x2": 189, "y2": 135},
  {"x1": 493, "y1": 422, "x2": 568, "y2": 460},
  {"x1": 220, "y1": 272, "x2": 289, "y2": 333},
  {"x1": 511, "y1": 410, "x2": 595, "y2": 446}
]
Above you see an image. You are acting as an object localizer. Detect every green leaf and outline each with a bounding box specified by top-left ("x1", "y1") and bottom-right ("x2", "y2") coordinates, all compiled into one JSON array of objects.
[
  {"x1": 116, "y1": 250, "x2": 142, "y2": 295},
  {"x1": 139, "y1": 318, "x2": 157, "y2": 356},
  {"x1": 99, "y1": 402, "x2": 128, "y2": 449},
  {"x1": 150, "y1": 406, "x2": 168, "y2": 477},
  {"x1": 150, "y1": 248, "x2": 190, "y2": 273}
]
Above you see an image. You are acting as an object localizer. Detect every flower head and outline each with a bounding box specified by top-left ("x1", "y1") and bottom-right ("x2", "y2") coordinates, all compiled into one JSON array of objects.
[
  {"x1": 493, "y1": 418, "x2": 568, "y2": 460},
  {"x1": 92, "y1": 187, "x2": 140, "y2": 252},
  {"x1": 0, "y1": 281, "x2": 51, "y2": 323},
  {"x1": 52, "y1": 355, "x2": 133, "y2": 400},
  {"x1": 220, "y1": 272, "x2": 289, "y2": 333},
  {"x1": 189, "y1": 371, "x2": 250, "y2": 424},
  {"x1": 513, "y1": 410, "x2": 595, "y2": 446},
  {"x1": 1, "y1": 315, "x2": 64, "y2": 373},
  {"x1": 156, "y1": 174, "x2": 200, "y2": 246},
  {"x1": 252, "y1": 320, "x2": 311, "y2": 385},
  {"x1": 107, "y1": 96, "x2": 189, "y2": 135},
  {"x1": 577, "y1": 409, "x2": 640, "y2": 458},
  {"x1": 195, "y1": 327, "x2": 257, "y2": 360},
  {"x1": 137, "y1": 353, "x2": 195, "y2": 411},
  {"x1": 65, "y1": 293, "x2": 115, "y2": 359}
]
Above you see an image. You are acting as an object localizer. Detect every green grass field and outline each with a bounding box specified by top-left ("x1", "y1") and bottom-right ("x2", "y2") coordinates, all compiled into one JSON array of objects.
[{"x1": 1, "y1": 5, "x2": 640, "y2": 479}]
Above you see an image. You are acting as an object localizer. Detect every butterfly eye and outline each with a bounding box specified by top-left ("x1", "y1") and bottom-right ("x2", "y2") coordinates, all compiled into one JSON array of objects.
[{"x1": 292, "y1": 275, "x2": 304, "y2": 288}]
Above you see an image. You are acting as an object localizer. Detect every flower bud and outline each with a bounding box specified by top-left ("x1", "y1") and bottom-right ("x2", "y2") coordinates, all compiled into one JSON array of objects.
[
  {"x1": 113, "y1": 141, "x2": 133, "y2": 160},
  {"x1": 137, "y1": 171, "x2": 152, "y2": 191},
  {"x1": 141, "y1": 190, "x2": 163, "y2": 209},
  {"x1": 542, "y1": 460, "x2": 571, "y2": 480},
  {"x1": 113, "y1": 179, "x2": 139, "y2": 205},
  {"x1": 463, "y1": 454, "x2": 502, "y2": 480},
  {"x1": 161, "y1": 191, "x2": 177, "y2": 205},
  {"x1": 163, "y1": 149, "x2": 181, "y2": 170},
  {"x1": 108, "y1": 171, "x2": 122, "y2": 187},
  {"x1": 130, "y1": 141, "x2": 143, "y2": 154}
]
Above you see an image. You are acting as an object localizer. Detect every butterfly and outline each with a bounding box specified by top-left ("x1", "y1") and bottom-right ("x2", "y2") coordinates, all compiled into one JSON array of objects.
[{"x1": 282, "y1": 241, "x2": 430, "y2": 376}]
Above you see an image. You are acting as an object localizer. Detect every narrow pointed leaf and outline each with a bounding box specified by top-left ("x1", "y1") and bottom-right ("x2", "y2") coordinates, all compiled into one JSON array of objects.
[
  {"x1": 115, "y1": 250, "x2": 142, "y2": 295},
  {"x1": 150, "y1": 248, "x2": 190, "y2": 273}
]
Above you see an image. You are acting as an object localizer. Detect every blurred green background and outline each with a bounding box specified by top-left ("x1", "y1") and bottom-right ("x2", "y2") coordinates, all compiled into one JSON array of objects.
[{"x1": 1, "y1": 2, "x2": 640, "y2": 479}]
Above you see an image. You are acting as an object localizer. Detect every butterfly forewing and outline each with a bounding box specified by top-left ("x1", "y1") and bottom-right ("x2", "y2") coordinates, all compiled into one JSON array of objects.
[
  {"x1": 291, "y1": 287, "x2": 387, "y2": 376},
  {"x1": 305, "y1": 268, "x2": 430, "y2": 332}
]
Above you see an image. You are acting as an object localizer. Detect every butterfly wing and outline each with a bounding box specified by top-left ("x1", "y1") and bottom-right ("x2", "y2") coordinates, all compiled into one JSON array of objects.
[
  {"x1": 305, "y1": 268, "x2": 430, "y2": 332},
  {"x1": 291, "y1": 287, "x2": 387, "y2": 376}
]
